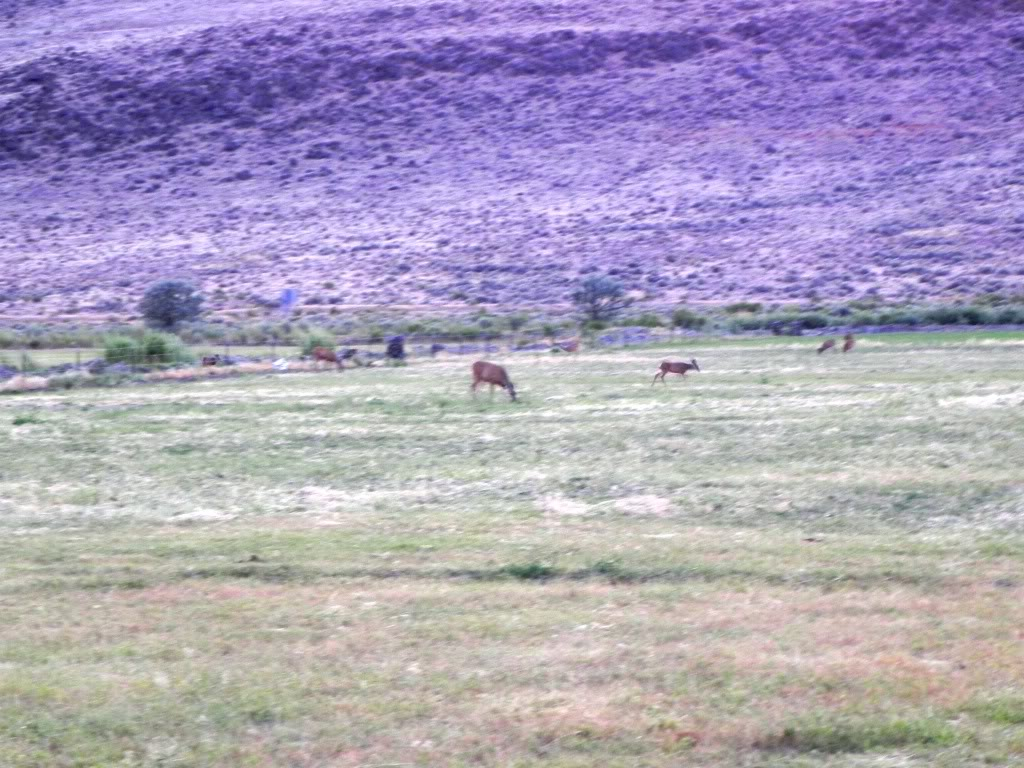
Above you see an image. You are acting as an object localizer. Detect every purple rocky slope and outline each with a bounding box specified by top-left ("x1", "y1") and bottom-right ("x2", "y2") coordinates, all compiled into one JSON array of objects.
[{"x1": 1, "y1": 0, "x2": 1022, "y2": 319}]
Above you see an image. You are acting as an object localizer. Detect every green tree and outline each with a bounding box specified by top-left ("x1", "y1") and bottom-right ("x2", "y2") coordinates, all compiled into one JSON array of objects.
[
  {"x1": 572, "y1": 275, "x2": 632, "y2": 322},
  {"x1": 140, "y1": 280, "x2": 203, "y2": 329}
]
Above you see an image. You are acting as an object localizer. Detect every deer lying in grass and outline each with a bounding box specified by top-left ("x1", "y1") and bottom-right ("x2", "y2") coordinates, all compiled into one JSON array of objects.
[
  {"x1": 842, "y1": 333, "x2": 856, "y2": 352},
  {"x1": 652, "y1": 359, "x2": 700, "y2": 384},
  {"x1": 471, "y1": 361, "x2": 516, "y2": 401},
  {"x1": 311, "y1": 346, "x2": 344, "y2": 370},
  {"x1": 817, "y1": 339, "x2": 836, "y2": 354}
]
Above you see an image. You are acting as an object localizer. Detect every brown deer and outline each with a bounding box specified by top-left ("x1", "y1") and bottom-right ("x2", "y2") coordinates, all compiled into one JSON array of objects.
[
  {"x1": 471, "y1": 361, "x2": 516, "y2": 401},
  {"x1": 555, "y1": 336, "x2": 581, "y2": 354},
  {"x1": 652, "y1": 358, "x2": 700, "y2": 385},
  {"x1": 842, "y1": 333, "x2": 856, "y2": 353},
  {"x1": 311, "y1": 346, "x2": 344, "y2": 370},
  {"x1": 817, "y1": 339, "x2": 836, "y2": 354},
  {"x1": 201, "y1": 354, "x2": 222, "y2": 366}
]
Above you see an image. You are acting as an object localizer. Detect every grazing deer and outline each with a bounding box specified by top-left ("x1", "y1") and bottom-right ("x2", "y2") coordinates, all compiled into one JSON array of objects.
[
  {"x1": 311, "y1": 346, "x2": 344, "y2": 370},
  {"x1": 471, "y1": 361, "x2": 516, "y2": 401},
  {"x1": 201, "y1": 354, "x2": 222, "y2": 366},
  {"x1": 842, "y1": 333, "x2": 856, "y2": 353},
  {"x1": 652, "y1": 358, "x2": 700, "y2": 385},
  {"x1": 817, "y1": 339, "x2": 836, "y2": 354}
]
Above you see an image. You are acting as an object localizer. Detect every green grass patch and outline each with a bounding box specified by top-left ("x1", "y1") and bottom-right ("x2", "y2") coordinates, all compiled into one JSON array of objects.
[
  {"x1": 969, "y1": 698, "x2": 1024, "y2": 725},
  {"x1": 765, "y1": 717, "x2": 963, "y2": 753}
]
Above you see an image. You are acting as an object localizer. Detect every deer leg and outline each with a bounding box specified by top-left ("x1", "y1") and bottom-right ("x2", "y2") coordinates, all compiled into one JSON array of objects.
[
  {"x1": 652, "y1": 372, "x2": 661, "y2": 386},
  {"x1": 489, "y1": 384, "x2": 495, "y2": 400}
]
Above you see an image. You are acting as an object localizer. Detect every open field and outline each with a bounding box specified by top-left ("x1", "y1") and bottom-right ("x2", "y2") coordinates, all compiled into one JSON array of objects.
[{"x1": 2, "y1": 334, "x2": 1024, "y2": 767}]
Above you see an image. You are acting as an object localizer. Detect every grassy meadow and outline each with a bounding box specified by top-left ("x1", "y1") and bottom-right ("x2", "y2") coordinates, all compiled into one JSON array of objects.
[{"x1": 1, "y1": 333, "x2": 1023, "y2": 766}]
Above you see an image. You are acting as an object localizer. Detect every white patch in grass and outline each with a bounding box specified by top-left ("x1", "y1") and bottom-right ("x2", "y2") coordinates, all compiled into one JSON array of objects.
[
  {"x1": 613, "y1": 495, "x2": 674, "y2": 517},
  {"x1": 541, "y1": 495, "x2": 590, "y2": 516}
]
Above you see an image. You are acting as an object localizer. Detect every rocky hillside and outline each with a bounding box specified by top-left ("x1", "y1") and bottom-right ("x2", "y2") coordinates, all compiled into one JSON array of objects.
[{"x1": 1, "y1": 0, "x2": 1023, "y2": 319}]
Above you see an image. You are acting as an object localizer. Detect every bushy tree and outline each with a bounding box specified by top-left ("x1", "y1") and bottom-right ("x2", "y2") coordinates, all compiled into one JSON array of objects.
[
  {"x1": 140, "y1": 280, "x2": 202, "y2": 329},
  {"x1": 572, "y1": 275, "x2": 632, "y2": 322}
]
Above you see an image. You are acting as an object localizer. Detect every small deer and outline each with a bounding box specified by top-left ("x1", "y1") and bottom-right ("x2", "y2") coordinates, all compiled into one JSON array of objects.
[
  {"x1": 471, "y1": 361, "x2": 516, "y2": 401},
  {"x1": 201, "y1": 354, "x2": 222, "y2": 367},
  {"x1": 311, "y1": 346, "x2": 344, "y2": 370},
  {"x1": 842, "y1": 333, "x2": 856, "y2": 353},
  {"x1": 555, "y1": 336, "x2": 580, "y2": 353},
  {"x1": 817, "y1": 339, "x2": 836, "y2": 354},
  {"x1": 652, "y1": 358, "x2": 700, "y2": 385}
]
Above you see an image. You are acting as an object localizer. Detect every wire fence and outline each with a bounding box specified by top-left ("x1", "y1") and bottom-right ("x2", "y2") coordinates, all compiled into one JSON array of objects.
[{"x1": 0, "y1": 327, "x2": 682, "y2": 377}]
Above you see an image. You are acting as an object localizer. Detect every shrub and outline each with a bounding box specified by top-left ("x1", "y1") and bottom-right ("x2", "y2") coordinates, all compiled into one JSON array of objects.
[
  {"x1": 506, "y1": 313, "x2": 530, "y2": 332},
  {"x1": 141, "y1": 332, "x2": 193, "y2": 364},
  {"x1": 299, "y1": 328, "x2": 336, "y2": 356},
  {"x1": 140, "y1": 280, "x2": 203, "y2": 329},
  {"x1": 629, "y1": 313, "x2": 665, "y2": 328},
  {"x1": 922, "y1": 306, "x2": 963, "y2": 325},
  {"x1": 104, "y1": 335, "x2": 141, "y2": 364},
  {"x1": 671, "y1": 307, "x2": 708, "y2": 330},
  {"x1": 729, "y1": 315, "x2": 769, "y2": 332},
  {"x1": 572, "y1": 275, "x2": 632, "y2": 321},
  {"x1": 796, "y1": 312, "x2": 830, "y2": 329},
  {"x1": 993, "y1": 306, "x2": 1024, "y2": 324},
  {"x1": 877, "y1": 310, "x2": 921, "y2": 326},
  {"x1": 959, "y1": 306, "x2": 990, "y2": 325},
  {"x1": 104, "y1": 333, "x2": 191, "y2": 365},
  {"x1": 724, "y1": 301, "x2": 762, "y2": 314},
  {"x1": 849, "y1": 311, "x2": 880, "y2": 327}
]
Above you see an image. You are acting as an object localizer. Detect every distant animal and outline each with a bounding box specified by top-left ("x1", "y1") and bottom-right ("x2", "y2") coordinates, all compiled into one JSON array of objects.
[
  {"x1": 555, "y1": 336, "x2": 581, "y2": 353},
  {"x1": 311, "y1": 346, "x2": 344, "y2": 369},
  {"x1": 817, "y1": 339, "x2": 836, "y2": 354},
  {"x1": 471, "y1": 361, "x2": 516, "y2": 401},
  {"x1": 842, "y1": 333, "x2": 856, "y2": 353},
  {"x1": 429, "y1": 343, "x2": 446, "y2": 358},
  {"x1": 652, "y1": 358, "x2": 700, "y2": 384},
  {"x1": 201, "y1": 354, "x2": 222, "y2": 366}
]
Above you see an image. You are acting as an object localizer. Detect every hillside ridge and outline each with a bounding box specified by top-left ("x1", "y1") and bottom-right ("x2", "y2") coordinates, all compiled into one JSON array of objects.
[{"x1": 1, "y1": 0, "x2": 1023, "y2": 319}]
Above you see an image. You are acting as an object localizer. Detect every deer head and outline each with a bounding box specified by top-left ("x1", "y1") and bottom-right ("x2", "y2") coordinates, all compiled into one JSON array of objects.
[{"x1": 690, "y1": 358, "x2": 700, "y2": 372}]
